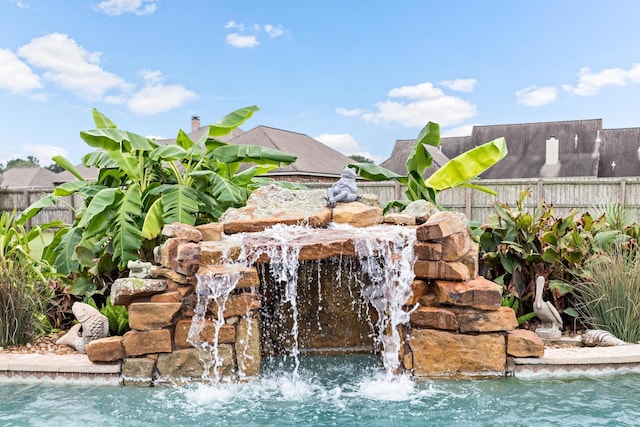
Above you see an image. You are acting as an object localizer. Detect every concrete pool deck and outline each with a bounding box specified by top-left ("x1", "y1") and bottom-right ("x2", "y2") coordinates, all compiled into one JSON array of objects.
[{"x1": 2, "y1": 344, "x2": 640, "y2": 385}]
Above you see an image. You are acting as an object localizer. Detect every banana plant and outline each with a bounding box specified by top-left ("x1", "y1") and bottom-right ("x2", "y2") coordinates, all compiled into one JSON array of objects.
[
  {"x1": 348, "y1": 121, "x2": 507, "y2": 211},
  {"x1": 18, "y1": 106, "x2": 298, "y2": 294}
]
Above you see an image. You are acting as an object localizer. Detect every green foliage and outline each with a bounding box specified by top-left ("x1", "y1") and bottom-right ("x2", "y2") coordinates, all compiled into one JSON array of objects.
[
  {"x1": 572, "y1": 248, "x2": 640, "y2": 342},
  {"x1": 478, "y1": 189, "x2": 630, "y2": 322},
  {"x1": 18, "y1": 106, "x2": 298, "y2": 295},
  {"x1": 88, "y1": 298, "x2": 129, "y2": 336},
  {"x1": 348, "y1": 121, "x2": 507, "y2": 212},
  {"x1": 0, "y1": 212, "x2": 55, "y2": 346}
]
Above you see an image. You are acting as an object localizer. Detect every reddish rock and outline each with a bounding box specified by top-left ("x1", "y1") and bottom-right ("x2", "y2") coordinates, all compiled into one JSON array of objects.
[
  {"x1": 162, "y1": 222, "x2": 203, "y2": 242},
  {"x1": 441, "y1": 230, "x2": 471, "y2": 262},
  {"x1": 128, "y1": 302, "x2": 182, "y2": 330},
  {"x1": 414, "y1": 241, "x2": 442, "y2": 261},
  {"x1": 176, "y1": 242, "x2": 201, "y2": 262},
  {"x1": 235, "y1": 316, "x2": 261, "y2": 377},
  {"x1": 462, "y1": 242, "x2": 479, "y2": 279},
  {"x1": 197, "y1": 223, "x2": 224, "y2": 241},
  {"x1": 416, "y1": 211, "x2": 467, "y2": 241},
  {"x1": 200, "y1": 240, "x2": 243, "y2": 265},
  {"x1": 86, "y1": 336, "x2": 124, "y2": 362},
  {"x1": 410, "y1": 306, "x2": 458, "y2": 330},
  {"x1": 174, "y1": 318, "x2": 236, "y2": 348},
  {"x1": 155, "y1": 238, "x2": 189, "y2": 268},
  {"x1": 409, "y1": 328, "x2": 506, "y2": 378},
  {"x1": 405, "y1": 279, "x2": 432, "y2": 305},
  {"x1": 331, "y1": 202, "x2": 384, "y2": 227},
  {"x1": 208, "y1": 292, "x2": 261, "y2": 318},
  {"x1": 414, "y1": 260, "x2": 471, "y2": 281},
  {"x1": 456, "y1": 306, "x2": 518, "y2": 333},
  {"x1": 123, "y1": 329, "x2": 172, "y2": 356},
  {"x1": 383, "y1": 213, "x2": 416, "y2": 225},
  {"x1": 507, "y1": 329, "x2": 545, "y2": 357},
  {"x1": 434, "y1": 277, "x2": 502, "y2": 310},
  {"x1": 197, "y1": 265, "x2": 260, "y2": 289},
  {"x1": 150, "y1": 266, "x2": 194, "y2": 285},
  {"x1": 150, "y1": 291, "x2": 182, "y2": 303}
]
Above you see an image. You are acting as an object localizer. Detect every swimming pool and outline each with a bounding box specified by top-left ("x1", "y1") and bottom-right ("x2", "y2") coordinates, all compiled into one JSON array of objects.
[{"x1": 2, "y1": 355, "x2": 639, "y2": 426}]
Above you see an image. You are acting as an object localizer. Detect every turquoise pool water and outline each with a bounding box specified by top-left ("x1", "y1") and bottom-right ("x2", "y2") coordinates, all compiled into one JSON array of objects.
[{"x1": 2, "y1": 355, "x2": 639, "y2": 426}]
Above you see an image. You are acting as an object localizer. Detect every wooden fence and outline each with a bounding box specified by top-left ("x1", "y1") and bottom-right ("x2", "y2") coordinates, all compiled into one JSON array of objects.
[{"x1": 4, "y1": 177, "x2": 640, "y2": 227}]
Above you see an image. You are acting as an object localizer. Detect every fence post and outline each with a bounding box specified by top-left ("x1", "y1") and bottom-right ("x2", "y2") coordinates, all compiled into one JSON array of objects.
[
  {"x1": 620, "y1": 179, "x2": 627, "y2": 205},
  {"x1": 465, "y1": 187, "x2": 472, "y2": 219}
]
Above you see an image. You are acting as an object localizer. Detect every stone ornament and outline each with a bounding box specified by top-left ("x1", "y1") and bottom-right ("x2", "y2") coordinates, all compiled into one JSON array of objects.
[
  {"x1": 326, "y1": 168, "x2": 358, "y2": 208},
  {"x1": 128, "y1": 260, "x2": 153, "y2": 279},
  {"x1": 56, "y1": 302, "x2": 109, "y2": 354},
  {"x1": 533, "y1": 276, "x2": 563, "y2": 339},
  {"x1": 582, "y1": 329, "x2": 628, "y2": 347}
]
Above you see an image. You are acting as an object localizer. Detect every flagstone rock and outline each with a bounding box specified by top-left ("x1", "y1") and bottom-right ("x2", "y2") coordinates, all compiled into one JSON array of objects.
[
  {"x1": 462, "y1": 242, "x2": 479, "y2": 278},
  {"x1": 441, "y1": 230, "x2": 471, "y2": 261},
  {"x1": 208, "y1": 292, "x2": 262, "y2": 318},
  {"x1": 150, "y1": 291, "x2": 182, "y2": 303},
  {"x1": 156, "y1": 348, "x2": 205, "y2": 380},
  {"x1": 111, "y1": 278, "x2": 167, "y2": 306},
  {"x1": 155, "y1": 238, "x2": 189, "y2": 268},
  {"x1": 196, "y1": 222, "x2": 224, "y2": 241},
  {"x1": 128, "y1": 302, "x2": 182, "y2": 330},
  {"x1": 197, "y1": 265, "x2": 260, "y2": 289},
  {"x1": 416, "y1": 211, "x2": 467, "y2": 241},
  {"x1": 331, "y1": 202, "x2": 384, "y2": 227},
  {"x1": 150, "y1": 266, "x2": 194, "y2": 285},
  {"x1": 174, "y1": 318, "x2": 236, "y2": 348},
  {"x1": 86, "y1": 336, "x2": 124, "y2": 362},
  {"x1": 409, "y1": 329, "x2": 506, "y2": 378},
  {"x1": 434, "y1": 277, "x2": 502, "y2": 310},
  {"x1": 402, "y1": 200, "x2": 439, "y2": 224},
  {"x1": 456, "y1": 306, "x2": 518, "y2": 333},
  {"x1": 123, "y1": 329, "x2": 172, "y2": 356},
  {"x1": 507, "y1": 329, "x2": 545, "y2": 357},
  {"x1": 162, "y1": 222, "x2": 203, "y2": 242},
  {"x1": 383, "y1": 212, "x2": 416, "y2": 225},
  {"x1": 235, "y1": 316, "x2": 261, "y2": 377},
  {"x1": 122, "y1": 357, "x2": 156, "y2": 386},
  {"x1": 414, "y1": 260, "x2": 471, "y2": 281},
  {"x1": 410, "y1": 306, "x2": 458, "y2": 330},
  {"x1": 414, "y1": 241, "x2": 442, "y2": 261}
]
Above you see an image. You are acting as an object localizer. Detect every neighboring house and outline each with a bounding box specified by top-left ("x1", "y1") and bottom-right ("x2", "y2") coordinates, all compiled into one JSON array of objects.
[
  {"x1": 382, "y1": 119, "x2": 640, "y2": 179},
  {"x1": 379, "y1": 138, "x2": 459, "y2": 176},
  {"x1": 54, "y1": 164, "x2": 101, "y2": 185},
  {"x1": 159, "y1": 116, "x2": 354, "y2": 183},
  {"x1": 0, "y1": 167, "x2": 59, "y2": 189}
]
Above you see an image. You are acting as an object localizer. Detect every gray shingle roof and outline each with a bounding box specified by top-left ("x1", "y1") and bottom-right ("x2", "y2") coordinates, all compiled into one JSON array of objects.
[
  {"x1": 54, "y1": 164, "x2": 101, "y2": 184},
  {"x1": 379, "y1": 139, "x2": 450, "y2": 176},
  {"x1": 1, "y1": 167, "x2": 59, "y2": 189},
  {"x1": 598, "y1": 128, "x2": 640, "y2": 177}
]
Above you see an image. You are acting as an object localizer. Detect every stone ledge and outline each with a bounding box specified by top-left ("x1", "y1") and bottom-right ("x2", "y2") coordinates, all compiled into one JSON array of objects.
[
  {"x1": 0, "y1": 354, "x2": 121, "y2": 373},
  {"x1": 513, "y1": 343, "x2": 640, "y2": 365}
]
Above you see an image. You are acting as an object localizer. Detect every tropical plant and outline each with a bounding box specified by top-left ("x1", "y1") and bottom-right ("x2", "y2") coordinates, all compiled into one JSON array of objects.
[
  {"x1": 478, "y1": 189, "x2": 628, "y2": 323},
  {"x1": 348, "y1": 121, "x2": 507, "y2": 212},
  {"x1": 0, "y1": 211, "x2": 56, "y2": 346},
  {"x1": 88, "y1": 297, "x2": 129, "y2": 336},
  {"x1": 572, "y1": 248, "x2": 640, "y2": 342},
  {"x1": 18, "y1": 106, "x2": 300, "y2": 296}
]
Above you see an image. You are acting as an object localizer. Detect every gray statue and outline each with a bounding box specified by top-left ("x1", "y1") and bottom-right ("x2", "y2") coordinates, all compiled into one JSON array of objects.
[
  {"x1": 326, "y1": 168, "x2": 358, "y2": 208},
  {"x1": 533, "y1": 276, "x2": 563, "y2": 339},
  {"x1": 128, "y1": 259, "x2": 153, "y2": 278},
  {"x1": 56, "y1": 302, "x2": 109, "y2": 353}
]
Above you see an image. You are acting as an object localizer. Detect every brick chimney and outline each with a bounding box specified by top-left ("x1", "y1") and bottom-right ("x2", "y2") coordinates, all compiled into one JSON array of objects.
[{"x1": 191, "y1": 115, "x2": 200, "y2": 132}]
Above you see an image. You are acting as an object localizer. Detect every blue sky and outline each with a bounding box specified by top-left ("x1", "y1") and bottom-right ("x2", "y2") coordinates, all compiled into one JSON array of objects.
[{"x1": 1, "y1": 0, "x2": 640, "y2": 168}]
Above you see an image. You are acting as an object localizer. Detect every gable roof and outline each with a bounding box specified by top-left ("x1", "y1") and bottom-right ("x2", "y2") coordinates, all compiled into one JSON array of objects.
[
  {"x1": 227, "y1": 125, "x2": 353, "y2": 177},
  {"x1": 155, "y1": 125, "x2": 245, "y2": 147},
  {"x1": 379, "y1": 139, "x2": 450, "y2": 176},
  {"x1": 598, "y1": 127, "x2": 640, "y2": 177},
  {"x1": 54, "y1": 164, "x2": 101, "y2": 184},
  {"x1": 1, "y1": 167, "x2": 59, "y2": 189}
]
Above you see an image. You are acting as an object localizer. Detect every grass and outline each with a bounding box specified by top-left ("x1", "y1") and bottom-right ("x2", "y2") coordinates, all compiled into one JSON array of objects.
[{"x1": 572, "y1": 248, "x2": 640, "y2": 343}]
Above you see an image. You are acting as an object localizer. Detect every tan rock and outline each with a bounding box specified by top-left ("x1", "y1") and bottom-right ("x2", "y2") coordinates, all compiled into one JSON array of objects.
[
  {"x1": 156, "y1": 348, "x2": 205, "y2": 380},
  {"x1": 414, "y1": 260, "x2": 471, "y2": 281},
  {"x1": 176, "y1": 242, "x2": 201, "y2": 262},
  {"x1": 235, "y1": 316, "x2": 261, "y2": 377},
  {"x1": 197, "y1": 265, "x2": 260, "y2": 289},
  {"x1": 405, "y1": 279, "x2": 432, "y2": 305},
  {"x1": 198, "y1": 343, "x2": 236, "y2": 379},
  {"x1": 383, "y1": 213, "x2": 416, "y2": 225},
  {"x1": 462, "y1": 242, "x2": 479, "y2": 279},
  {"x1": 155, "y1": 238, "x2": 189, "y2": 268},
  {"x1": 208, "y1": 292, "x2": 261, "y2": 318},
  {"x1": 331, "y1": 202, "x2": 384, "y2": 227},
  {"x1": 409, "y1": 328, "x2": 506, "y2": 378},
  {"x1": 441, "y1": 230, "x2": 471, "y2": 262},
  {"x1": 123, "y1": 329, "x2": 172, "y2": 357},
  {"x1": 416, "y1": 211, "x2": 467, "y2": 241},
  {"x1": 150, "y1": 291, "x2": 182, "y2": 303},
  {"x1": 456, "y1": 306, "x2": 518, "y2": 333},
  {"x1": 150, "y1": 266, "x2": 194, "y2": 285},
  {"x1": 414, "y1": 241, "x2": 442, "y2": 261},
  {"x1": 110, "y1": 278, "x2": 167, "y2": 306},
  {"x1": 86, "y1": 336, "x2": 124, "y2": 362},
  {"x1": 122, "y1": 357, "x2": 156, "y2": 386},
  {"x1": 410, "y1": 306, "x2": 458, "y2": 330},
  {"x1": 200, "y1": 240, "x2": 243, "y2": 265},
  {"x1": 171, "y1": 258, "x2": 200, "y2": 277},
  {"x1": 174, "y1": 318, "x2": 236, "y2": 348},
  {"x1": 162, "y1": 222, "x2": 203, "y2": 242},
  {"x1": 507, "y1": 329, "x2": 545, "y2": 357},
  {"x1": 434, "y1": 276, "x2": 502, "y2": 310},
  {"x1": 128, "y1": 302, "x2": 182, "y2": 330},
  {"x1": 176, "y1": 284, "x2": 194, "y2": 298},
  {"x1": 197, "y1": 223, "x2": 224, "y2": 241},
  {"x1": 402, "y1": 200, "x2": 438, "y2": 224}
]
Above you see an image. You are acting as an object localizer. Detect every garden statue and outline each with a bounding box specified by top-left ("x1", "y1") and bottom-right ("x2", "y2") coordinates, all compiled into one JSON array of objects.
[
  {"x1": 533, "y1": 276, "x2": 563, "y2": 339},
  {"x1": 56, "y1": 302, "x2": 109, "y2": 353},
  {"x1": 128, "y1": 259, "x2": 153, "y2": 278},
  {"x1": 326, "y1": 168, "x2": 358, "y2": 208},
  {"x1": 582, "y1": 329, "x2": 628, "y2": 347}
]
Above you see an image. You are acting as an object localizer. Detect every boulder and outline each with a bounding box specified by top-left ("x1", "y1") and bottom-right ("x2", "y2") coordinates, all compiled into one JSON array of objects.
[
  {"x1": 416, "y1": 211, "x2": 467, "y2": 241},
  {"x1": 402, "y1": 200, "x2": 438, "y2": 224},
  {"x1": 123, "y1": 329, "x2": 172, "y2": 357},
  {"x1": 111, "y1": 278, "x2": 167, "y2": 306},
  {"x1": 456, "y1": 306, "x2": 518, "y2": 333},
  {"x1": 331, "y1": 202, "x2": 383, "y2": 227},
  {"x1": 434, "y1": 277, "x2": 502, "y2": 310},
  {"x1": 410, "y1": 306, "x2": 458, "y2": 330},
  {"x1": 196, "y1": 223, "x2": 224, "y2": 241},
  {"x1": 174, "y1": 318, "x2": 236, "y2": 348},
  {"x1": 414, "y1": 260, "x2": 471, "y2": 281},
  {"x1": 162, "y1": 222, "x2": 203, "y2": 242},
  {"x1": 507, "y1": 329, "x2": 545, "y2": 357},
  {"x1": 128, "y1": 302, "x2": 182, "y2": 330},
  {"x1": 122, "y1": 357, "x2": 156, "y2": 386},
  {"x1": 86, "y1": 336, "x2": 124, "y2": 362}
]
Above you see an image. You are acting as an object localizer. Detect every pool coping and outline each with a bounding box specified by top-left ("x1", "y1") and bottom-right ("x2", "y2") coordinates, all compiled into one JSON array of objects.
[{"x1": 2, "y1": 344, "x2": 640, "y2": 384}]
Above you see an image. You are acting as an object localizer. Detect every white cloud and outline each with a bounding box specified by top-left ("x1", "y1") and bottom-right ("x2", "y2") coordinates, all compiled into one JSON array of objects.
[
  {"x1": 563, "y1": 63, "x2": 640, "y2": 96},
  {"x1": 0, "y1": 48, "x2": 41, "y2": 93},
  {"x1": 225, "y1": 21, "x2": 244, "y2": 31},
  {"x1": 14, "y1": 1, "x2": 30, "y2": 8},
  {"x1": 442, "y1": 124, "x2": 477, "y2": 137},
  {"x1": 439, "y1": 78, "x2": 477, "y2": 92},
  {"x1": 516, "y1": 85, "x2": 557, "y2": 107},
  {"x1": 338, "y1": 82, "x2": 477, "y2": 128},
  {"x1": 17, "y1": 33, "x2": 132, "y2": 101},
  {"x1": 264, "y1": 24, "x2": 284, "y2": 38},
  {"x1": 128, "y1": 83, "x2": 197, "y2": 115},
  {"x1": 226, "y1": 33, "x2": 259, "y2": 49},
  {"x1": 314, "y1": 133, "x2": 382, "y2": 163},
  {"x1": 94, "y1": 0, "x2": 158, "y2": 16},
  {"x1": 23, "y1": 144, "x2": 68, "y2": 166}
]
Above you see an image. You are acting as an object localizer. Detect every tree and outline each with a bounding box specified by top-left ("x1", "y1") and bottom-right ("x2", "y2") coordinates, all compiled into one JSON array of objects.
[
  {"x1": 349, "y1": 154, "x2": 374, "y2": 164},
  {"x1": 4, "y1": 156, "x2": 40, "y2": 170},
  {"x1": 45, "y1": 163, "x2": 65, "y2": 173}
]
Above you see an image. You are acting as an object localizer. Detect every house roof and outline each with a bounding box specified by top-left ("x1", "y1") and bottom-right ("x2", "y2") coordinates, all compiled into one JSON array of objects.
[
  {"x1": 598, "y1": 127, "x2": 640, "y2": 177},
  {"x1": 54, "y1": 164, "x2": 101, "y2": 184},
  {"x1": 155, "y1": 126, "x2": 245, "y2": 146},
  {"x1": 379, "y1": 139, "x2": 450, "y2": 176},
  {"x1": 226, "y1": 125, "x2": 353, "y2": 177},
  {"x1": 1, "y1": 167, "x2": 59, "y2": 189}
]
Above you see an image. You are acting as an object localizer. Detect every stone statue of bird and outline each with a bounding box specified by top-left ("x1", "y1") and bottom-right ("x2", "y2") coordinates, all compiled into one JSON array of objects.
[{"x1": 534, "y1": 276, "x2": 563, "y2": 338}]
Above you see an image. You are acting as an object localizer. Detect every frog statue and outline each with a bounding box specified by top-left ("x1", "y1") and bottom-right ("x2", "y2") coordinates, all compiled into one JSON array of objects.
[{"x1": 326, "y1": 168, "x2": 358, "y2": 208}]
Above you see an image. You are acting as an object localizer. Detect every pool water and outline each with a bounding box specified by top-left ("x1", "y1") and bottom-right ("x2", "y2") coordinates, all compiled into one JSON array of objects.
[{"x1": 1, "y1": 355, "x2": 639, "y2": 426}]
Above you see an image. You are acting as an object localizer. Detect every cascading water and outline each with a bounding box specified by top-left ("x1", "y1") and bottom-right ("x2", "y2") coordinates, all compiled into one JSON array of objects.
[{"x1": 189, "y1": 222, "x2": 417, "y2": 382}]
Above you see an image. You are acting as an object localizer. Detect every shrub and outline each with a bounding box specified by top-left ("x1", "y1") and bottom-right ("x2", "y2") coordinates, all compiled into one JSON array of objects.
[{"x1": 571, "y1": 248, "x2": 640, "y2": 342}]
